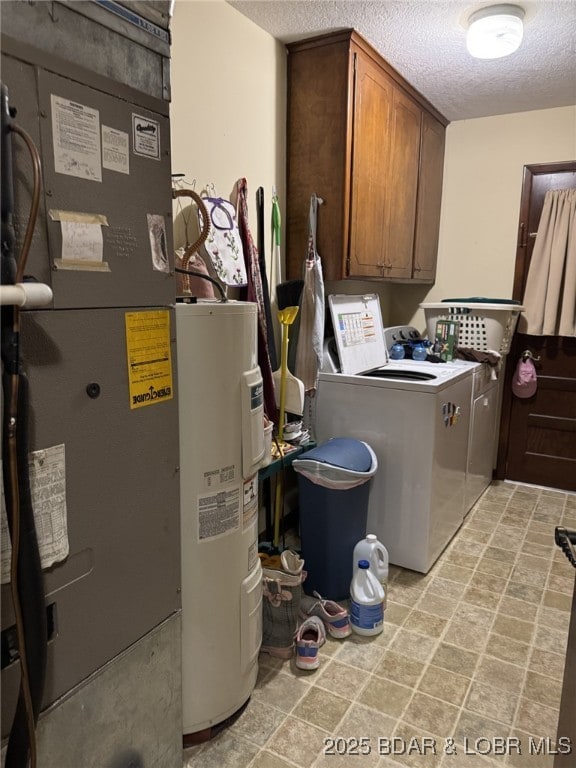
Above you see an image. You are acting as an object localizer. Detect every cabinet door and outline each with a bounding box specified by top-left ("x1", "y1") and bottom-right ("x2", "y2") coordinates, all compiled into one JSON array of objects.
[
  {"x1": 384, "y1": 88, "x2": 422, "y2": 278},
  {"x1": 413, "y1": 111, "x2": 445, "y2": 281},
  {"x1": 348, "y1": 51, "x2": 393, "y2": 278}
]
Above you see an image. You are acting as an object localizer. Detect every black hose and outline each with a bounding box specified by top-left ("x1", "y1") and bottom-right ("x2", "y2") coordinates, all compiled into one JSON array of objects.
[
  {"x1": 175, "y1": 266, "x2": 227, "y2": 302},
  {"x1": 3, "y1": 371, "x2": 48, "y2": 768}
]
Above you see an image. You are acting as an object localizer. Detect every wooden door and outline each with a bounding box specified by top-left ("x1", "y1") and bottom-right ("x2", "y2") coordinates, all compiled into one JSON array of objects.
[
  {"x1": 413, "y1": 112, "x2": 445, "y2": 282},
  {"x1": 498, "y1": 162, "x2": 576, "y2": 491},
  {"x1": 383, "y1": 88, "x2": 421, "y2": 278},
  {"x1": 348, "y1": 50, "x2": 394, "y2": 278}
]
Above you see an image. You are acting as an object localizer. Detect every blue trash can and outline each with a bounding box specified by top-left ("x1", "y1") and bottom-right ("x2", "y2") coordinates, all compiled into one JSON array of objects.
[{"x1": 293, "y1": 438, "x2": 378, "y2": 601}]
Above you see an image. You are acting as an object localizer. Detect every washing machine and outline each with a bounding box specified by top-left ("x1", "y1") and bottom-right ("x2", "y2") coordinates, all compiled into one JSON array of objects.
[{"x1": 316, "y1": 295, "x2": 476, "y2": 573}]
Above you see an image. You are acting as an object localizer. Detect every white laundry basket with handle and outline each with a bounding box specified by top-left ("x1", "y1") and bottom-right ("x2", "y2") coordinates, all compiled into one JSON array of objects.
[{"x1": 420, "y1": 300, "x2": 525, "y2": 355}]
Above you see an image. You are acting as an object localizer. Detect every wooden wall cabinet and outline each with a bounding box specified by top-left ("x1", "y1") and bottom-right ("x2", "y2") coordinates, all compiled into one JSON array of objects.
[{"x1": 286, "y1": 30, "x2": 447, "y2": 283}]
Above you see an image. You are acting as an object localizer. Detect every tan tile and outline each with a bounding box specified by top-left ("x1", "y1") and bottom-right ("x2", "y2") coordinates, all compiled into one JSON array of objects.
[
  {"x1": 389, "y1": 586, "x2": 425, "y2": 608},
  {"x1": 465, "y1": 518, "x2": 497, "y2": 534},
  {"x1": 426, "y1": 577, "x2": 467, "y2": 601},
  {"x1": 485, "y1": 633, "x2": 531, "y2": 666},
  {"x1": 454, "y1": 710, "x2": 511, "y2": 744},
  {"x1": 435, "y1": 562, "x2": 475, "y2": 584},
  {"x1": 443, "y1": 617, "x2": 490, "y2": 653},
  {"x1": 543, "y1": 589, "x2": 573, "y2": 612},
  {"x1": 490, "y1": 525, "x2": 525, "y2": 551},
  {"x1": 252, "y1": 670, "x2": 310, "y2": 712},
  {"x1": 469, "y1": 571, "x2": 508, "y2": 596},
  {"x1": 375, "y1": 650, "x2": 426, "y2": 688},
  {"x1": 385, "y1": 601, "x2": 412, "y2": 626},
  {"x1": 460, "y1": 527, "x2": 492, "y2": 544},
  {"x1": 293, "y1": 687, "x2": 351, "y2": 732},
  {"x1": 431, "y1": 642, "x2": 479, "y2": 678},
  {"x1": 506, "y1": 730, "x2": 555, "y2": 768},
  {"x1": 230, "y1": 699, "x2": 287, "y2": 746},
  {"x1": 505, "y1": 581, "x2": 544, "y2": 605},
  {"x1": 511, "y1": 564, "x2": 548, "y2": 588},
  {"x1": 529, "y1": 648, "x2": 566, "y2": 681},
  {"x1": 326, "y1": 702, "x2": 397, "y2": 767},
  {"x1": 515, "y1": 698, "x2": 560, "y2": 737},
  {"x1": 498, "y1": 596, "x2": 538, "y2": 623},
  {"x1": 532, "y1": 625, "x2": 568, "y2": 656},
  {"x1": 394, "y1": 569, "x2": 431, "y2": 591},
  {"x1": 463, "y1": 586, "x2": 501, "y2": 611},
  {"x1": 403, "y1": 692, "x2": 460, "y2": 738},
  {"x1": 391, "y1": 722, "x2": 443, "y2": 767},
  {"x1": 492, "y1": 614, "x2": 534, "y2": 645},
  {"x1": 465, "y1": 680, "x2": 517, "y2": 725},
  {"x1": 417, "y1": 592, "x2": 457, "y2": 620},
  {"x1": 359, "y1": 676, "x2": 412, "y2": 718},
  {"x1": 522, "y1": 540, "x2": 555, "y2": 559},
  {"x1": 267, "y1": 716, "x2": 329, "y2": 768},
  {"x1": 251, "y1": 751, "x2": 296, "y2": 768},
  {"x1": 546, "y1": 573, "x2": 575, "y2": 595},
  {"x1": 418, "y1": 664, "x2": 470, "y2": 706},
  {"x1": 475, "y1": 656, "x2": 525, "y2": 695},
  {"x1": 334, "y1": 634, "x2": 386, "y2": 672},
  {"x1": 403, "y1": 610, "x2": 448, "y2": 639},
  {"x1": 183, "y1": 731, "x2": 259, "y2": 768},
  {"x1": 484, "y1": 546, "x2": 516, "y2": 564},
  {"x1": 388, "y1": 628, "x2": 438, "y2": 663},
  {"x1": 315, "y1": 659, "x2": 370, "y2": 700},
  {"x1": 538, "y1": 605, "x2": 571, "y2": 633},
  {"x1": 522, "y1": 671, "x2": 563, "y2": 710},
  {"x1": 476, "y1": 557, "x2": 513, "y2": 579},
  {"x1": 444, "y1": 551, "x2": 481, "y2": 570}
]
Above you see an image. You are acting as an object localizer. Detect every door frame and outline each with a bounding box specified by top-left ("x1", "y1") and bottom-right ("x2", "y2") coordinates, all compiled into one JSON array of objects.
[{"x1": 496, "y1": 160, "x2": 576, "y2": 480}]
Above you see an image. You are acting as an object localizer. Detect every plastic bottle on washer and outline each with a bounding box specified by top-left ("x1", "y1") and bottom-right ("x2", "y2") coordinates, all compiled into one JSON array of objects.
[{"x1": 350, "y1": 560, "x2": 384, "y2": 636}]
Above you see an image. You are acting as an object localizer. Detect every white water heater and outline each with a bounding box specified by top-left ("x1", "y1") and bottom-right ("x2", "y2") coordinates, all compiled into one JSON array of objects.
[{"x1": 176, "y1": 300, "x2": 265, "y2": 739}]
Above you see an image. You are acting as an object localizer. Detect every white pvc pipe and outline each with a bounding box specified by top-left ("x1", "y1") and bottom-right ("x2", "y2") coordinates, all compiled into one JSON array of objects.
[{"x1": 0, "y1": 282, "x2": 53, "y2": 308}]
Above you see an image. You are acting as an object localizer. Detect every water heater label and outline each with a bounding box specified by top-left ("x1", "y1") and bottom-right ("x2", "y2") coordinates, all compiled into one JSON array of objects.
[
  {"x1": 125, "y1": 310, "x2": 173, "y2": 409},
  {"x1": 197, "y1": 485, "x2": 240, "y2": 541}
]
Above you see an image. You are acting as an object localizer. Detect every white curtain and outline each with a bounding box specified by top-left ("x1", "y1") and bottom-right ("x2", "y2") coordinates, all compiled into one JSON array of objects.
[{"x1": 518, "y1": 188, "x2": 576, "y2": 336}]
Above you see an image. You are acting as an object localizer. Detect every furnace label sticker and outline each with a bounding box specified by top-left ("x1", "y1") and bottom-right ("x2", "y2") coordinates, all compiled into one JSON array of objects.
[
  {"x1": 147, "y1": 214, "x2": 170, "y2": 272},
  {"x1": 132, "y1": 114, "x2": 160, "y2": 159},
  {"x1": 51, "y1": 95, "x2": 102, "y2": 182},
  {"x1": 1, "y1": 444, "x2": 69, "y2": 584},
  {"x1": 197, "y1": 485, "x2": 241, "y2": 541},
  {"x1": 102, "y1": 125, "x2": 130, "y2": 174},
  {"x1": 125, "y1": 310, "x2": 173, "y2": 409}
]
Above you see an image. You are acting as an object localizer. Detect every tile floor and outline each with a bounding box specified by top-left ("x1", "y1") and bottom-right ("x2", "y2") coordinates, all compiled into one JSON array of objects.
[{"x1": 183, "y1": 481, "x2": 576, "y2": 768}]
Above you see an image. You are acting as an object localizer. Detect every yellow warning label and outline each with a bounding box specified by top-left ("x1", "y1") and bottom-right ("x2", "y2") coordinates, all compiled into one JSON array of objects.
[{"x1": 125, "y1": 310, "x2": 173, "y2": 409}]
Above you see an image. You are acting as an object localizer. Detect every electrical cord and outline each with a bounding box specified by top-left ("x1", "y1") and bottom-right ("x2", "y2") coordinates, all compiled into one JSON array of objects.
[
  {"x1": 175, "y1": 266, "x2": 227, "y2": 302},
  {"x1": 2, "y1": 109, "x2": 46, "y2": 768}
]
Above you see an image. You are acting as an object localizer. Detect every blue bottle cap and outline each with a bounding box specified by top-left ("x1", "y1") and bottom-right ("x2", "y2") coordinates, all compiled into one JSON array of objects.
[{"x1": 358, "y1": 559, "x2": 370, "y2": 569}]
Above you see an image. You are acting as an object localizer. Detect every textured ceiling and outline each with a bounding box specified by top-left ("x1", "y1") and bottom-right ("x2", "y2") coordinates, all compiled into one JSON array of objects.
[{"x1": 228, "y1": 0, "x2": 576, "y2": 121}]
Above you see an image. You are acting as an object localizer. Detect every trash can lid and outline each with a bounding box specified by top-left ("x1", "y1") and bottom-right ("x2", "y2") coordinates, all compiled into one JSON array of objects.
[{"x1": 297, "y1": 438, "x2": 373, "y2": 472}]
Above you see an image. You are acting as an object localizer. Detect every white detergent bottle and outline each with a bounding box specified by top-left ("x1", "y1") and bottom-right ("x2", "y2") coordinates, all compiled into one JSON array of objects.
[
  {"x1": 353, "y1": 534, "x2": 389, "y2": 609},
  {"x1": 350, "y1": 560, "x2": 384, "y2": 636}
]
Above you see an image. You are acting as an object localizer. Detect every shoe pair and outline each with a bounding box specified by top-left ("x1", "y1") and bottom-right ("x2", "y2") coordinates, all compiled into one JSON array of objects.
[
  {"x1": 294, "y1": 591, "x2": 351, "y2": 671},
  {"x1": 299, "y1": 591, "x2": 352, "y2": 639}
]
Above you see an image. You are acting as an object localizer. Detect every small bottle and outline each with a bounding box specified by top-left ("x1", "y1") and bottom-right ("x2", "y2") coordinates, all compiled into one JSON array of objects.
[
  {"x1": 389, "y1": 342, "x2": 405, "y2": 360},
  {"x1": 412, "y1": 342, "x2": 428, "y2": 361},
  {"x1": 350, "y1": 560, "x2": 384, "y2": 636},
  {"x1": 352, "y1": 534, "x2": 389, "y2": 609}
]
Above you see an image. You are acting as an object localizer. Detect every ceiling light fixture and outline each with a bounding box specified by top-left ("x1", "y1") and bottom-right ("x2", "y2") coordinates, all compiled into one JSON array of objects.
[{"x1": 466, "y1": 4, "x2": 525, "y2": 59}]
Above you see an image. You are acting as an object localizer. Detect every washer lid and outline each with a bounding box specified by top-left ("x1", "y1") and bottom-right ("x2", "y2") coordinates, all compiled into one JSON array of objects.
[{"x1": 328, "y1": 294, "x2": 388, "y2": 374}]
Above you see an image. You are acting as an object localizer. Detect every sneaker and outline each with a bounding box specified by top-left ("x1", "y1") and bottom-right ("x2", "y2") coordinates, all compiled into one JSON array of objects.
[
  {"x1": 299, "y1": 591, "x2": 352, "y2": 639},
  {"x1": 294, "y1": 616, "x2": 326, "y2": 670}
]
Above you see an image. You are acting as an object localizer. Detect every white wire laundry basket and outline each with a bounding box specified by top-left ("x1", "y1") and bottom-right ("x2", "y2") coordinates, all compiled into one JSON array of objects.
[{"x1": 421, "y1": 301, "x2": 525, "y2": 355}]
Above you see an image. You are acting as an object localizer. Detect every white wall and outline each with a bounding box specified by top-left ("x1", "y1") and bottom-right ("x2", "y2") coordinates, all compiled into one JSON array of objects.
[
  {"x1": 395, "y1": 105, "x2": 576, "y2": 333},
  {"x1": 170, "y1": 0, "x2": 286, "y2": 270},
  {"x1": 170, "y1": 2, "x2": 576, "y2": 338}
]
